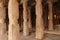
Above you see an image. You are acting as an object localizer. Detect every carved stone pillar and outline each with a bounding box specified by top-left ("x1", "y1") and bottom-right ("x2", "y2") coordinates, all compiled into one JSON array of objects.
[
  {"x1": 23, "y1": 0, "x2": 30, "y2": 36},
  {"x1": 8, "y1": 0, "x2": 20, "y2": 40},
  {"x1": 28, "y1": 7, "x2": 32, "y2": 33},
  {"x1": 48, "y1": 0, "x2": 53, "y2": 31},
  {"x1": 36, "y1": 0, "x2": 44, "y2": 39},
  {"x1": 0, "y1": 0, "x2": 6, "y2": 39}
]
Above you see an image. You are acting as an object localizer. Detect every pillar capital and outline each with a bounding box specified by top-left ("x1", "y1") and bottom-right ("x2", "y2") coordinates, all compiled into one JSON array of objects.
[{"x1": 47, "y1": 0, "x2": 53, "y2": 4}]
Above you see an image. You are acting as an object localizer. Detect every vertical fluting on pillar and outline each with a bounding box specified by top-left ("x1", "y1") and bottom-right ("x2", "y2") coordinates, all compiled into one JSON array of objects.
[
  {"x1": 48, "y1": 0, "x2": 53, "y2": 31},
  {"x1": 23, "y1": 0, "x2": 30, "y2": 36},
  {"x1": 8, "y1": 0, "x2": 20, "y2": 40},
  {"x1": 36, "y1": 0, "x2": 44, "y2": 39},
  {"x1": 0, "y1": 0, "x2": 6, "y2": 38}
]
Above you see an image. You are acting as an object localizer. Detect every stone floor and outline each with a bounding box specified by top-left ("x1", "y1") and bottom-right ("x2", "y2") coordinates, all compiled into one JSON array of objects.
[
  {"x1": 20, "y1": 32, "x2": 60, "y2": 40},
  {"x1": 1, "y1": 32, "x2": 60, "y2": 40}
]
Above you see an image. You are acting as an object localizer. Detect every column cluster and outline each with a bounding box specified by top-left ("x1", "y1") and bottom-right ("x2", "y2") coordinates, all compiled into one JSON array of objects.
[{"x1": 0, "y1": 0, "x2": 54, "y2": 40}]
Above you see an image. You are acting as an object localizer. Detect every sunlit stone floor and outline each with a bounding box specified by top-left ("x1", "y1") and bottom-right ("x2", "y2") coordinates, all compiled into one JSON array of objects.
[
  {"x1": 1, "y1": 32, "x2": 60, "y2": 40},
  {"x1": 20, "y1": 32, "x2": 60, "y2": 40}
]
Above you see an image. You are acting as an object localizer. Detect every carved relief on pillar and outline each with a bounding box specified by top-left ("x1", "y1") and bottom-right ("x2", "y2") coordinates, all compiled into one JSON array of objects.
[
  {"x1": 36, "y1": 0, "x2": 44, "y2": 39},
  {"x1": 23, "y1": 0, "x2": 30, "y2": 36},
  {"x1": 8, "y1": 0, "x2": 20, "y2": 40},
  {"x1": 0, "y1": 0, "x2": 6, "y2": 36}
]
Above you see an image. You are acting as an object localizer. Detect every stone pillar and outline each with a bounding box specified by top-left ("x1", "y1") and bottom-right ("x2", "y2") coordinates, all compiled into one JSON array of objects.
[
  {"x1": 8, "y1": 0, "x2": 20, "y2": 40},
  {"x1": 48, "y1": 0, "x2": 53, "y2": 31},
  {"x1": 28, "y1": 7, "x2": 32, "y2": 33},
  {"x1": 0, "y1": 0, "x2": 6, "y2": 39},
  {"x1": 23, "y1": 0, "x2": 29, "y2": 36},
  {"x1": 36, "y1": 0, "x2": 44, "y2": 39}
]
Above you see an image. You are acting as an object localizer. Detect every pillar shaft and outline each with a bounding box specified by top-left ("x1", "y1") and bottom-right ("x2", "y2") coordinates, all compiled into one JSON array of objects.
[
  {"x1": 28, "y1": 7, "x2": 32, "y2": 33},
  {"x1": 23, "y1": 0, "x2": 29, "y2": 36},
  {"x1": 0, "y1": 0, "x2": 6, "y2": 37},
  {"x1": 8, "y1": 0, "x2": 20, "y2": 40},
  {"x1": 0, "y1": 0, "x2": 6, "y2": 40},
  {"x1": 48, "y1": 0, "x2": 53, "y2": 30},
  {"x1": 36, "y1": 0, "x2": 44, "y2": 39}
]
